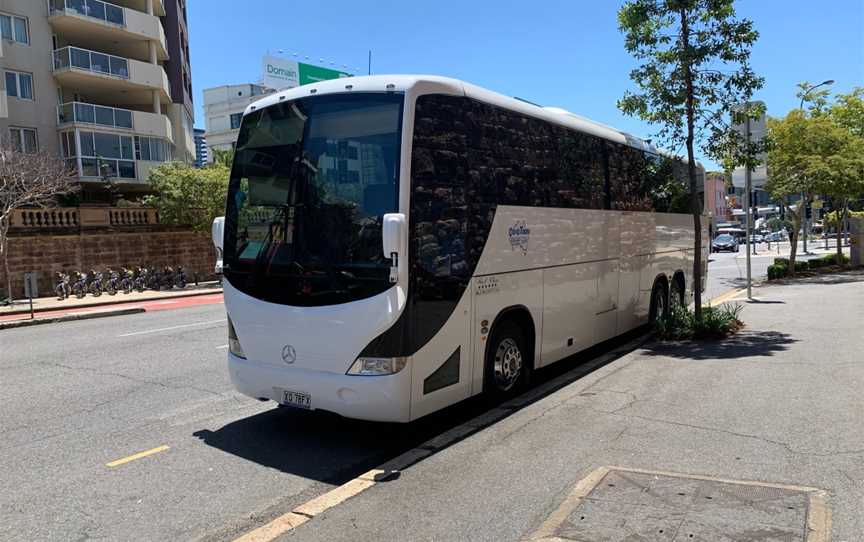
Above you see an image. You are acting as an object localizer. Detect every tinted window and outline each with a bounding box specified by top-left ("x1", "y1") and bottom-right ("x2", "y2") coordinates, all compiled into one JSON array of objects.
[{"x1": 468, "y1": 100, "x2": 605, "y2": 210}]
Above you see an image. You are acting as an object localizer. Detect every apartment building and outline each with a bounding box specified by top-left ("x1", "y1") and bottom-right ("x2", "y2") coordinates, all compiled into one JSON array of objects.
[
  {"x1": 0, "y1": 0, "x2": 195, "y2": 203},
  {"x1": 202, "y1": 83, "x2": 273, "y2": 161}
]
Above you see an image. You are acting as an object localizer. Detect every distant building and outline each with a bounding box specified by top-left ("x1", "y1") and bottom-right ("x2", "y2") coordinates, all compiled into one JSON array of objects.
[
  {"x1": 202, "y1": 83, "x2": 273, "y2": 162},
  {"x1": 194, "y1": 128, "x2": 207, "y2": 167},
  {"x1": 704, "y1": 172, "x2": 730, "y2": 228}
]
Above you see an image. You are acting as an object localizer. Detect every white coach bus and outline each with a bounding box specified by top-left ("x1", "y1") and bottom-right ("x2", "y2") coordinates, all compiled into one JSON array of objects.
[{"x1": 215, "y1": 75, "x2": 708, "y2": 423}]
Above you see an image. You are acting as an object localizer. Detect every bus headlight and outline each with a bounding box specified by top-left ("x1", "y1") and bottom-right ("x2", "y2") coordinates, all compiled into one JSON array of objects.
[
  {"x1": 347, "y1": 357, "x2": 407, "y2": 376},
  {"x1": 227, "y1": 316, "x2": 246, "y2": 359}
]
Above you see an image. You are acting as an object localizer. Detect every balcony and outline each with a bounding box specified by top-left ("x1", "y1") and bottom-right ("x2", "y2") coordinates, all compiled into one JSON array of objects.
[
  {"x1": 58, "y1": 102, "x2": 174, "y2": 141},
  {"x1": 49, "y1": 0, "x2": 168, "y2": 61},
  {"x1": 53, "y1": 46, "x2": 171, "y2": 105}
]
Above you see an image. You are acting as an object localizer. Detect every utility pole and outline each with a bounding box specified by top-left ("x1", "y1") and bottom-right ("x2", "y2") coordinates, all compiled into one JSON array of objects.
[
  {"x1": 367, "y1": 50, "x2": 372, "y2": 75},
  {"x1": 744, "y1": 114, "x2": 753, "y2": 300},
  {"x1": 798, "y1": 79, "x2": 834, "y2": 255}
]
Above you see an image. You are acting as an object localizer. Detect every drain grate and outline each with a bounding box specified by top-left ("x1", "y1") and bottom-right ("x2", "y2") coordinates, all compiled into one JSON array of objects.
[{"x1": 527, "y1": 467, "x2": 829, "y2": 542}]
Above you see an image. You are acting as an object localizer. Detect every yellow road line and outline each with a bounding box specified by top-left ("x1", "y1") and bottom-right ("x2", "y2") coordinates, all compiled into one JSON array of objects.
[
  {"x1": 106, "y1": 445, "x2": 170, "y2": 468},
  {"x1": 709, "y1": 287, "x2": 747, "y2": 305}
]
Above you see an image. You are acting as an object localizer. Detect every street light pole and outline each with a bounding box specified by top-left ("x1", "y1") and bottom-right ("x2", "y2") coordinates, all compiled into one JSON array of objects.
[
  {"x1": 798, "y1": 79, "x2": 835, "y2": 255},
  {"x1": 744, "y1": 114, "x2": 752, "y2": 300}
]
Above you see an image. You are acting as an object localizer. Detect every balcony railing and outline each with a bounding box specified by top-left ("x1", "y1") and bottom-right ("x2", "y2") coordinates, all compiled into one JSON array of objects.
[
  {"x1": 53, "y1": 46, "x2": 129, "y2": 79},
  {"x1": 50, "y1": 0, "x2": 125, "y2": 26},
  {"x1": 58, "y1": 102, "x2": 134, "y2": 130}
]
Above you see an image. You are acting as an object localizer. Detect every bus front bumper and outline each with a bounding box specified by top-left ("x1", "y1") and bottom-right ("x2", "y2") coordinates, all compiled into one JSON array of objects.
[{"x1": 227, "y1": 353, "x2": 412, "y2": 423}]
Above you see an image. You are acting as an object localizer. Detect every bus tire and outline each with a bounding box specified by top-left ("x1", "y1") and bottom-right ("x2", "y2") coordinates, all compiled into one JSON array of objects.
[
  {"x1": 484, "y1": 319, "x2": 530, "y2": 400},
  {"x1": 649, "y1": 280, "x2": 669, "y2": 324}
]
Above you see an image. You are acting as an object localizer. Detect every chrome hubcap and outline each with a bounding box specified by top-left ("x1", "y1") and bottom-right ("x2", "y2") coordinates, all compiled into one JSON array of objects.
[{"x1": 493, "y1": 338, "x2": 522, "y2": 391}]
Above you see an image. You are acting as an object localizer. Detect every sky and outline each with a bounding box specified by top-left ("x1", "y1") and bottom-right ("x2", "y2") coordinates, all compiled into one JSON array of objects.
[{"x1": 188, "y1": 0, "x2": 863, "y2": 170}]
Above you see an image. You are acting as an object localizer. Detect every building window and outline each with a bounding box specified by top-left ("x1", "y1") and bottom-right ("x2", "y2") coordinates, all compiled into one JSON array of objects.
[
  {"x1": 1, "y1": 13, "x2": 29, "y2": 44},
  {"x1": 5, "y1": 70, "x2": 34, "y2": 100},
  {"x1": 230, "y1": 113, "x2": 243, "y2": 130},
  {"x1": 134, "y1": 135, "x2": 174, "y2": 162},
  {"x1": 10, "y1": 127, "x2": 38, "y2": 154}
]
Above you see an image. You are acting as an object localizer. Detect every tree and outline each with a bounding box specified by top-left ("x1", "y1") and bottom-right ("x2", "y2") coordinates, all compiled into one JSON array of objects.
[
  {"x1": 210, "y1": 148, "x2": 235, "y2": 169},
  {"x1": 143, "y1": 162, "x2": 230, "y2": 232},
  {"x1": 0, "y1": 141, "x2": 77, "y2": 302},
  {"x1": 831, "y1": 87, "x2": 864, "y2": 138},
  {"x1": 618, "y1": 0, "x2": 763, "y2": 320},
  {"x1": 764, "y1": 110, "x2": 862, "y2": 272}
]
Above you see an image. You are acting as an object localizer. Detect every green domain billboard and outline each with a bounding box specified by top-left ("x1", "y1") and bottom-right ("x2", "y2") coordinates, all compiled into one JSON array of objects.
[{"x1": 299, "y1": 63, "x2": 352, "y2": 85}]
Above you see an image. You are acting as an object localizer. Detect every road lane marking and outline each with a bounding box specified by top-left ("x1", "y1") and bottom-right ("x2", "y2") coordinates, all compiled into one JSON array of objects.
[
  {"x1": 106, "y1": 445, "x2": 170, "y2": 467},
  {"x1": 216, "y1": 344, "x2": 228, "y2": 350},
  {"x1": 709, "y1": 287, "x2": 747, "y2": 305},
  {"x1": 118, "y1": 319, "x2": 226, "y2": 337}
]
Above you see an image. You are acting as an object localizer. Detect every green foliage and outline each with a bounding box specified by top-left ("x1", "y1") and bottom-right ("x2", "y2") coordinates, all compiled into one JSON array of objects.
[
  {"x1": 655, "y1": 303, "x2": 743, "y2": 341},
  {"x1": 767, "y1": 264, "x2": 785, "y2": 280},
  {"x1": 831, "y1": 87, "x2": 864, "y2": 139},
  {"x1": 824, "y1": 209, "x2": 864, "y2": 228},
  {"x1": 210, "y1": 148, "x2": 235, "y2": 169},
  {"x1": 768, "y1": 254, "x2": 851, "y2": 279},
  {"x1": 617, "y1": 0, "x2": 763, "y2": 168},
  {"x1": 766, "y1": 217, "x2": 792, "y2": 233},
  {"x1": 143, "y1": 161, "x2": 230, "y2": 232}
]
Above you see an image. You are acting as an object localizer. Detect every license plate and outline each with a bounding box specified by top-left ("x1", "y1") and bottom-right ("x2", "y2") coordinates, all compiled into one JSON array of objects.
[{"x1": 276, "y1": 388, "x2": 311, "y2": 410}]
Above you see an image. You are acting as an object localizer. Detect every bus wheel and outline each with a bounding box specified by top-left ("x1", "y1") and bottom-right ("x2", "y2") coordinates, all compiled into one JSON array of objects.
[
  {"x1": 649, "y1": 281, "x2": 668, "y2": 324},
  {"x1": 485, "y1": 320, "x2": 528, "y2": 398}
]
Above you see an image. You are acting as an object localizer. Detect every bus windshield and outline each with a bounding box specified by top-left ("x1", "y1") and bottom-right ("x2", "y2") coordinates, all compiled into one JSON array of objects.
[{"x1": 223, "y1": 92, "x2": 404, "y2": 306}]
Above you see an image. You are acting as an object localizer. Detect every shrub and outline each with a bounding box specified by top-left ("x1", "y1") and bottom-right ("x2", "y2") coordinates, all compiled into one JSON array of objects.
[
  {"x1": 767, "y1": 264, "x2": 787, "y2": 280},
  {"x1": 655, "y1": 303, "x2": 743, "y2": 340},
  {"x1": 808, "y1": 258, "x2": 824, "y2": 269},
  {"x1": 820, "y1": 253, "x2": 849, "y2": 266},
  {"x1": 774, "y1": 257, "x2": 790, "y2": 267}
]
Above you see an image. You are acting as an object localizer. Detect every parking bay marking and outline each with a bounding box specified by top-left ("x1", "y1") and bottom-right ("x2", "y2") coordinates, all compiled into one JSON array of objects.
[
  {"x1": 118, "y1": 319, "x2": 226, "y2": 337},
  {"x1": 106, "y1": 445, "x2": 170, "y2": 468}
]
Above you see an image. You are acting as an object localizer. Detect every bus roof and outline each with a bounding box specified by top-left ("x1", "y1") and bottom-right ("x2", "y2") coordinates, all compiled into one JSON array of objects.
[{"x1": 244, "y1": 75, "x2": 702, "y2": 169}]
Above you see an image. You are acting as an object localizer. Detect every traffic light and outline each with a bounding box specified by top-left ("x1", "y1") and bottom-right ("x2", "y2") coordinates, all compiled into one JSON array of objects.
[{"x1": 805, "y1": 205, "x2": 812, "y2": 220}]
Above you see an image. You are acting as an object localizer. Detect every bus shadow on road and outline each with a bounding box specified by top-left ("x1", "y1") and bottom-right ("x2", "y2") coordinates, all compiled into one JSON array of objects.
[{"x1": 191, "y1": 329, "x2": 648, "y2": 485}]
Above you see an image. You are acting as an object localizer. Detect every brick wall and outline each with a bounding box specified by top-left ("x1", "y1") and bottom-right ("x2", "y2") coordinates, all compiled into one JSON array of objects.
[{"x1": 2, "y1": 227, "x2": 216, "y2": 298}]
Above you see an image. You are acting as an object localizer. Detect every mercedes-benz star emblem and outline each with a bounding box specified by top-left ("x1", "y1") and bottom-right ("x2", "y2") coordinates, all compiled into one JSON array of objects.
[{"x1": 281, "y1": 345, "x2": 296, "y2": 364}]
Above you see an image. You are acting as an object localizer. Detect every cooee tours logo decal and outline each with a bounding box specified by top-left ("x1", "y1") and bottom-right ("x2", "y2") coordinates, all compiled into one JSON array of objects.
[{"x1": 508, "y1": 221, "x2": 530, "y2": 254}]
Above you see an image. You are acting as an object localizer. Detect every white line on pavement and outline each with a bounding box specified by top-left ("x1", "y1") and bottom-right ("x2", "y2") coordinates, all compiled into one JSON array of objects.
[
  {"x1": 118, "y1": 319, "x2": 226, "y2": 337},
  {"x1": 216, "y1": 345, "x2": 228, "y2": 349}
]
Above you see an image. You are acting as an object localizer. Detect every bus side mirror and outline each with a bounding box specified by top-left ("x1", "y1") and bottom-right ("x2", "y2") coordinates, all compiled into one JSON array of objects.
[
  {"x1": 212, "y1": 216, "x2": 225, "y2": 274},
  {"x1": 382, "y1": 213, "x2": 406, "y2": 283}
]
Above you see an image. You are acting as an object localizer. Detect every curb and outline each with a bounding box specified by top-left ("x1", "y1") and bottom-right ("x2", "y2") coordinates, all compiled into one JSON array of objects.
[
  {"x1": 0, "y1": 287, "x2": 222, "y2": 317},
  {"x1": 0, "y1": 307, "x2": 146, "y2": 330},
  {"x1": 232, "y1": 331, "x2": 652, "y2": 542}
]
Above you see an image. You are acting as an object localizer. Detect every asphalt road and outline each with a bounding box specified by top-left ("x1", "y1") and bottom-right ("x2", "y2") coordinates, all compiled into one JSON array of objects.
[
  {"x1": 0, "y1": 258, "x2": 803, "y2": 541},
  {"x1": 1, "y1": 302, "x2": 517, "y2": 541}
]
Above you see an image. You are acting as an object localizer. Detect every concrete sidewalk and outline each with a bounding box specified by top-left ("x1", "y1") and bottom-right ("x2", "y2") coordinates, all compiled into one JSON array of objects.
[
  {"x1": 0, "y1": 281, "x2": 222, "y2": 317},
  {"x1": 279, "y1": 272, "x2": 864, "y2": 541}
]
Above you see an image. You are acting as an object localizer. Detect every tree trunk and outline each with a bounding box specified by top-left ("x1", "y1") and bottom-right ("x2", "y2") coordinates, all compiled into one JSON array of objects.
[
  {"x1": 680, "y1": 7, "x2": 702, "y2": 320},
  {"x1": 789, "y1": 228, "x2": 798, "y2": 277},
  {"x1": 837, "y1": 203, "x2": 848, "y2": 265},
  {"x1": 0, "y1": 223, "x2": 10, "y2": 304},
  {"x1": 788, "y1": 206, "x2": 800, "y2": 276}
]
